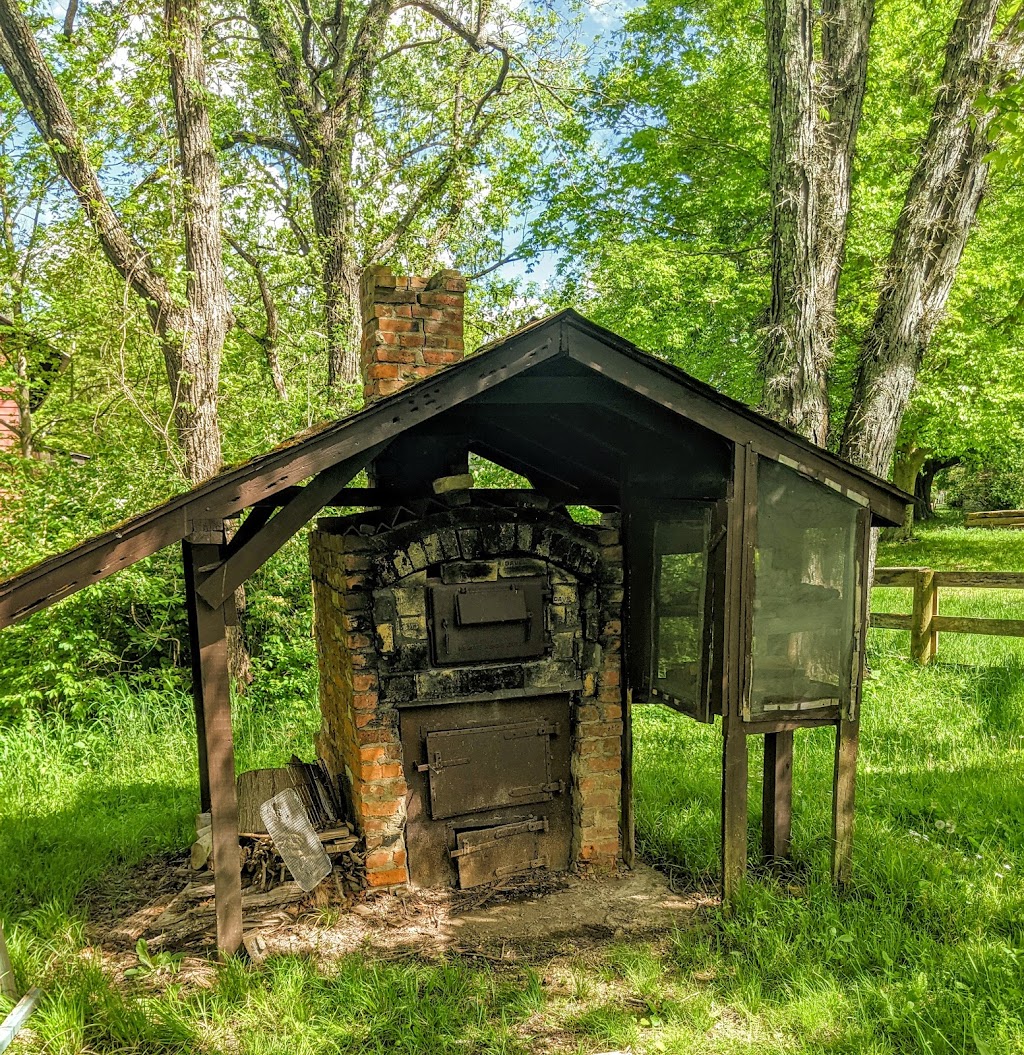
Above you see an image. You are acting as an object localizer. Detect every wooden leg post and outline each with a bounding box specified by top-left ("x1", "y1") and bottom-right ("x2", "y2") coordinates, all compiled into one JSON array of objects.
[
  {"x1": 910, "y1": 568, "x2": 937, "y2": 665},
  {"x1": 831, "y1": 717, "x2": 860, "y2": 886},
  {"x1": 762, "y1": 730, "x2": 793, "y2": 861},
  {"x1": 621, "y1": 688, "x2": 636, "y2": 868},
  {"x1": 184, "y1": 539, "x2": 243, "y2": 957},
  {"x1": 721, "y1": 720, "x2": 748, "y2": 904}
]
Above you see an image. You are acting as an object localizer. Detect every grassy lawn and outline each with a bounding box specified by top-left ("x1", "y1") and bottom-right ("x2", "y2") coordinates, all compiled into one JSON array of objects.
[{"x1": 0, "y1": 519, "x2": 1022, "y2": 1053}]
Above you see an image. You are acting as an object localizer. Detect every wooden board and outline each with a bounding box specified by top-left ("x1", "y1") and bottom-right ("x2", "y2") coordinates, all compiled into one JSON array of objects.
[
  {"x1": 762, "y1": 731, "x2": 793, "y2": 861},
  {"x1": 237, "y1": 769, "x2": 300, "y2": 834}
]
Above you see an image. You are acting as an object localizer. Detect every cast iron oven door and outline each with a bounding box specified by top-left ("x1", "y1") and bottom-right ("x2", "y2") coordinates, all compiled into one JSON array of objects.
[
  {"x1": 428, "y1": 578, "x2": 546, "y2": 664},
  {"x1": 421, "y1": 719, "x2": 564, "y2": 820},
  {"x1": 451, "y1": 818, "x2": 550, "y2": 888}
]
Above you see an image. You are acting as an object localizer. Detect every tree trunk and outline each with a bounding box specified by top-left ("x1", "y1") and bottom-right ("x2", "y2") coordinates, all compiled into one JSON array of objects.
[
  {"x1": 814, "y1": 0, "x2": 874, "y2": 363},
  {"x1": 840, "y1": 0, "x2": 1004, "y2": 477},
  {"x1": 890, "y1": 443, "x2": 930, "y2": 539},
  {"x1": 760, "y1": 0, "x2": 874, "y2": 446},
  {"x1": 311, "y1": 135, "x2": 362, "y2": 391},
  {"x1": 916, "y1": 456, "x2": 960, "y2": 520},
  {"x1": 761, "y1": 0, "x2": 829, "y2": 444},
  {"x1": 165, "y1": 0, "x2": 233, "y2": 482}
]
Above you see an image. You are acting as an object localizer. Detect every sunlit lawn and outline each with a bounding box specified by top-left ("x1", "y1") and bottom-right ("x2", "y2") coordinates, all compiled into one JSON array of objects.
[{"x1": 0, "y1": 519, "x2": 1021, "y2": 1053}]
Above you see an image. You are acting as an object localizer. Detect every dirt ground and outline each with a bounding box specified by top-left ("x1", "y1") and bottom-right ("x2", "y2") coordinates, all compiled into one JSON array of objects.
[{"x1": 85, "y1": 857, "x2": 714, "y2": 971}]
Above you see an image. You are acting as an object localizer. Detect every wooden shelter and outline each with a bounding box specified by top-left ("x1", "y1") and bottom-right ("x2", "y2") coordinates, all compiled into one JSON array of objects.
[{"x1": 0, "y1": 304, "x2": 909, "y2": 955}]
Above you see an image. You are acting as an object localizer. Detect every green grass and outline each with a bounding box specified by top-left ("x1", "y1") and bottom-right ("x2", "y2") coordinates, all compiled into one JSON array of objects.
[{"x1": 0, "y1": 518, "x2": 1022, "y2": 1053}]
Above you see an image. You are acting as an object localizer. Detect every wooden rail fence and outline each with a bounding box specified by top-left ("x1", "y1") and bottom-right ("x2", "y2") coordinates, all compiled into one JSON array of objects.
[
  {"x1": 965, "y1": 509, "x2": 1024, "y2": 529},
  {"x1": 871, "y1": 566, "x2": 1024, "y2": 664}
]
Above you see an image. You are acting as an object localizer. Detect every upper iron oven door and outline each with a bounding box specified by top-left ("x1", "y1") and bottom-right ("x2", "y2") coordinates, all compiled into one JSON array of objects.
[{"x1": 428, "y1": 577, "x2": 546, "y2": 665}]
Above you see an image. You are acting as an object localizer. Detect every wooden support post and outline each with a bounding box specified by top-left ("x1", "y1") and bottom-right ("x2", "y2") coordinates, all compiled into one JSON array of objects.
[
  {"x1": 831, "y1": 717, "x2": 860, "y2": 886},
  {"x1": 721, "y1": 720, "x2": 748, "y2": 901},
  {"x1": 621, "y1": 688, "x2": 636, "y2": 868},
  {"x1": 0, "y1": 923, "x2": 18, "y2": 1002},
  {"x1": 761, "y1": 730, "x2": 793, "y2": 861},
  {"x1": 184, "y1": 543, "x2": 212, "y2": 813},
  {"x1": 910, "y1": 567, "x2": 938, "y2": 665},
  {"x1": 720, "y1": 443, "x2": 753, "y2": 904},
  {"x1": 183, "y1": 539, "x2": 243, "y2": 957}
]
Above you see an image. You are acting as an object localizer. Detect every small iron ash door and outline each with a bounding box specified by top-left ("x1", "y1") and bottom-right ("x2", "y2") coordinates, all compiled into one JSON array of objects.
[
  {"x1": 452, "y1": 818, "x2": 550, "y2": 888},
  {"x1": 422, "y1": 719, "x2": 563, "y2": 820}
]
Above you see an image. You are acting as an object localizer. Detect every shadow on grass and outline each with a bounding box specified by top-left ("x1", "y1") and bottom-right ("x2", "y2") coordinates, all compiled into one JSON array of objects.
[{"x1": 0, "y1": 778, "x2": 195, "y2": 921}]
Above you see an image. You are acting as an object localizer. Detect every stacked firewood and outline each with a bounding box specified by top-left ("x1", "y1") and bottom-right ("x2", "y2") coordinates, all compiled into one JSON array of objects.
[{"x1": 192, "y1": 756, "x2": 368, "y2": 897}]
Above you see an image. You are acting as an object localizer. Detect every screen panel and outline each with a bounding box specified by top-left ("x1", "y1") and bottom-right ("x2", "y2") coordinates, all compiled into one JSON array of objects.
[{"x1": 748, "y1": 457, "x2": 859, "y2": 719}]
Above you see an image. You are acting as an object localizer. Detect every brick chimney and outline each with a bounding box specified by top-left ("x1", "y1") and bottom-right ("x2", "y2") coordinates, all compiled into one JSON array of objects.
[{"x1": 359, "y1": 266, "x2": 466, "y2": 404}]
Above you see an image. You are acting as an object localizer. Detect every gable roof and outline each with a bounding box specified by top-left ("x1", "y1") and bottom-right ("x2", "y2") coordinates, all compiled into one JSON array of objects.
[{"x1": 0, "y1": 309, "x2": 908, "y2": 628}]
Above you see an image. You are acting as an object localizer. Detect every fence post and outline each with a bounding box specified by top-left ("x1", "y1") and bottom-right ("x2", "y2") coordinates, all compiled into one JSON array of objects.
[{"x1": 910, "y1": 568, "x2": 938, "y2": 665}]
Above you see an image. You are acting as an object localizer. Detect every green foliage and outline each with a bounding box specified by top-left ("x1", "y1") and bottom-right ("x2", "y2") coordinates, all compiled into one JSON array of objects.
[{"x1": 0, "y1": 522, "x2": 1022, "y2": 1053}]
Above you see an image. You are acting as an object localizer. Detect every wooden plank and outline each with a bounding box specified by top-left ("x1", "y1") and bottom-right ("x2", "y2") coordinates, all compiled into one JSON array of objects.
[
  {"x1": 831, "y1": 717, "x2": 859, "y2": 886},
  {"x1": 196, "y1": 448, "x2": 381, "y2": 610},
  {"x1": 966, "y1": 517, "x2": 1024, "y2": 529},
  {"x1": 0, "y1": 332, "x2": 562, "y2": 629},
  {"x1": 931, "y1": 615, "x2": 1024, "y2": 636},
  {"x1": 0, "y1": 987, "x2": 42, "y2": 1051},
  {"x1": 184, "y1": 542, "x2": 242, "y2": 958},
  {"x1": 0, "y1": 923, "x2": 17, "y2": 1002},
  {"x1": 869, "y1": 612, "x2": 913, "y2": 630},
  {"x1": 720, "y1": 443, "x2": 752, "y2": 904},
  {"x1": 965, "y1": 508, "x2": 1024, "y2": 519},
  {"x1": 762, "y1": 730, "x2": 793, "y2": 861},
  {"x1": 932, "y1": 571, "x2": 1024, "y2": 589},
  {"x1": 872, "y1": 566, "x2": 924, "y2": 587},
  {"x1": 183, "y1": 541, "x2": 217, "y2": 813},
  {"x1": 743, "y1": 715, "x2": 837, "y2": 734},
  {"x1": 910, "y1": 567, "x2": 938, "y2": 665}
]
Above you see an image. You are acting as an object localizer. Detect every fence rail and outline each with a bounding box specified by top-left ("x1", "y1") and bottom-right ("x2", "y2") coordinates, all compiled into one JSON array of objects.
[{"x1": 871, "y1": 566, "x2": 1024, "y2": 663}]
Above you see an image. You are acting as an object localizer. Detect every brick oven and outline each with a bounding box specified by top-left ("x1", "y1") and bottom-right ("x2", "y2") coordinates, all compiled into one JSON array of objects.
[
  {"x1": 307, "y1": 265, "x2": 625, "y2": 889},
  {"x1": 310, "y1": 496, "x2": 625, "y2": 889},
  {"x1": 0, "y1": 256, "x2": 909, "y2": 953}
]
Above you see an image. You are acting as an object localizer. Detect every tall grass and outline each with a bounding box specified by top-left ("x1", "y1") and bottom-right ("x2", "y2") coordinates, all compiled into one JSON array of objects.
[{"x1": 0, "y1": 519, "x2": 1021, "y2": 1052}]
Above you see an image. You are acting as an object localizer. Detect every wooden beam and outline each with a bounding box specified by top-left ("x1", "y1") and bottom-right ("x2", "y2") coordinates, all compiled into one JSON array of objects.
[
  {"x1": 184, "y1": 540, "x2": 242, "y2": 957},
  {"x1": 932, "y1": 615, "x2": 1024, "y2": 637},
  {"x1": 721, "y1": 443, "x2": 752, "y2": 904},
  {"x1": 197, "y1": 449, "x2": 381, "y2": 610},
  {"x1": 872, "y1": 566, "x2": 925, "y2": 587},
  {"x1": 762, "y1": 731, "x2": 793, "y2": 861},
  {"x1": 933, "y1": 570, "x2": 1024, "y2": 588},
  {"x1": 831, "y1": 717, "x2": 859, "y2": 886},
  {"x1": 910, "y1": 567, "x2": 938, "y2": 665},
  {"x1": 0, "y1": 333, "x2": 561, "y2": 629},
  {"x1": 184, "y1": 540, "x2": 214, "y2": 813}
]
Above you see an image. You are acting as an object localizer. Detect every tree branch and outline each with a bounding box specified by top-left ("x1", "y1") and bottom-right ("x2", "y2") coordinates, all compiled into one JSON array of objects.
[
  {"x1": 0, "y1": 0, "x2": 173, "y2": 323},
  {"x1": 219, "y1": 129, "x2": 304, "y2": 160}
]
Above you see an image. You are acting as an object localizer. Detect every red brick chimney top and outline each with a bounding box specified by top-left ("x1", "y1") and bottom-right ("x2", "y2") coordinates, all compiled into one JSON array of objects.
[{"x1": 359, "y1": 267, "x2": 466, "y2": 404}]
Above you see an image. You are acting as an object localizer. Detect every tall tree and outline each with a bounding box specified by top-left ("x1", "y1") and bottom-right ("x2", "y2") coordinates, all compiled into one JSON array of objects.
[
  {"x1": 840, "y1": 0, "x2": 1024, "y2": 475},
  {"x1": 760, "y1": 0, "x2": 873, "y2": 445},
  {"x1": 0, "y1": 0, "x2": 233, "y2": 484},
  {"x1": 228, "y1": 0, "x2": 566, "y2": 388}
]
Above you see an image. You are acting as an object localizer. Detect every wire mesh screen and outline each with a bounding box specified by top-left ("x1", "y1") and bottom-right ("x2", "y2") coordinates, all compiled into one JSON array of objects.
[
  {"x1": 749, "y1": 458, "x2": 859, "y2": 716},
  {"x1": 651, "y1": 513, "x2": 710, "y2": 712}
]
